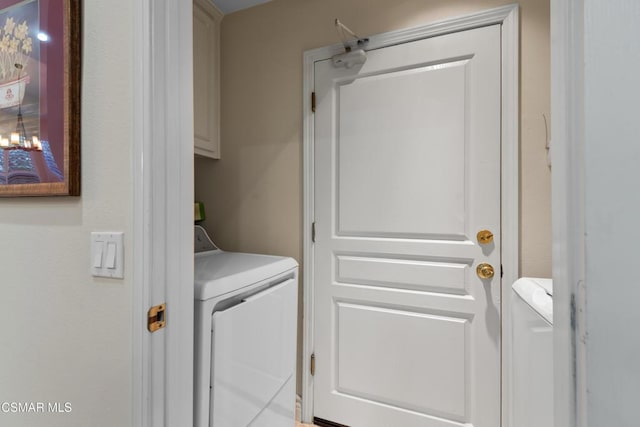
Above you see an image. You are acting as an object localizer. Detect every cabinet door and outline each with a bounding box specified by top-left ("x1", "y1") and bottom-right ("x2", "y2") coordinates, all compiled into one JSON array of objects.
[{"x1": 193, "y1": 0, "x2": 222, "y2": 158}]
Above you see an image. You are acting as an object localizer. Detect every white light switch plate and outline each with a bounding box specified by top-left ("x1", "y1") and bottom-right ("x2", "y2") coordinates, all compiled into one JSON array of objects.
[{"x1": 91, "y1": 232, "x2": 124, "y2": 279}]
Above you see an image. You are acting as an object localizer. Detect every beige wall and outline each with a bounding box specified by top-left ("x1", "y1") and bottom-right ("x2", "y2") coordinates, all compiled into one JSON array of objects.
[
  {"x1": 195, "y1": 0, "x2": 551, "y2": 392},
  {"x1": 0, "y1": 1, "x2": 133, "y2": 426}
]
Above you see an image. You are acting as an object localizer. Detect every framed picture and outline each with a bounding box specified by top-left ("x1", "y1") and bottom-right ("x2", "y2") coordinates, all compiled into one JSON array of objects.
[{"x1": 0, "y1": 0, "x2": 80, "y2": 197}]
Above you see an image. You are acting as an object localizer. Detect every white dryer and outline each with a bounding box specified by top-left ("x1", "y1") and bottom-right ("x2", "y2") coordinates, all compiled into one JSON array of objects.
[{"x1": 193, "y1": 226, "x2": 298, "y2": 427}]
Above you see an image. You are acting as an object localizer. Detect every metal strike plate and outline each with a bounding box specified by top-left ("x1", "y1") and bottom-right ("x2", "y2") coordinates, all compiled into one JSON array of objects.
[
  {"x1": 147, "y1": 303, "x2": 166, "y2": 332},
  {"x1": 477, "y1": 230, "x2": 494, "y2": 245}
]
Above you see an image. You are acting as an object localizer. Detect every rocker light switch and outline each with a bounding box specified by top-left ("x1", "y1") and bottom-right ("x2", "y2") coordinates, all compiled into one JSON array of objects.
[
  {"x1": 105, "y1": 242, "x2": 117, "y2": 269},
  {"x1": 91, "y1": 232, "x2": 124, "y2": 279},
  {"x1": 93, "y1": 241, "x2": 104, "y2": 268}
]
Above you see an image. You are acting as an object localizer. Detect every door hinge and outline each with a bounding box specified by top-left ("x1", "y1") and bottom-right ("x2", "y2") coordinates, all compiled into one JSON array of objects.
[
  {"x1": 312, "y1": 222, "x2": 316, "y2": 243},
  {"x1": 147, "y1": 303, "x2": 166, "y2": 332},
  {"x1": 500, "y1": 264, "x2": 504, "y2": 279},
  {"x1": 310, "y1": 353, "x2": 316, "y2": 376},
  {"x1": 311, "y1": 92, "x2": 316, "y2": 113}
]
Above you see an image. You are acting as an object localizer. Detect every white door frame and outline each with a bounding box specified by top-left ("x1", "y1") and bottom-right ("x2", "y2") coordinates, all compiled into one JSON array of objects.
[
  {"x1": 550, "y1": 1, "x2": 587, "y2": 426},
  {"x1": 132, "y1": 0, "x2": 195, "y2": 426},
  {"x1": 301, "y1": 4, "x2": 519, "y2": 424}
]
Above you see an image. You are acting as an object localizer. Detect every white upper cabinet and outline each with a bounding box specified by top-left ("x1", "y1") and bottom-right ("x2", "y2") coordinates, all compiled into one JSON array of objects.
[{"x1": 193, "y1": 0, "x2": 223, "y2": 159}]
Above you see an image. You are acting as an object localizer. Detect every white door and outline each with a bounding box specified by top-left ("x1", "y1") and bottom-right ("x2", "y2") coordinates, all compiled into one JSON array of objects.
[{"x1": 313, "y1": 24, "x2": 502, "y2": 427}]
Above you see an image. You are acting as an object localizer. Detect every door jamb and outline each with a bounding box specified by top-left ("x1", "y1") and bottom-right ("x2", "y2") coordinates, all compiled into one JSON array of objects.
[
  {"x1": 550, "y1": 1, "x2": 586, "y2": 426},
  {"x1": 301, "y1": 4, "x2": 519, "y2": 424},
  {"x1": 132, "y1": 0, "x2": 195, "y2": 425}
]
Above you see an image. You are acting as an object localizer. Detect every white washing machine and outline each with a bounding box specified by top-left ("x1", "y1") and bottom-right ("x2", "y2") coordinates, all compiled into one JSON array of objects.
[
  {"x1": 193, "y1": 226, "x2": 298, "y2": 427},
  {"x1": 511, "y1": 277, "x2": 554, "y2": 427}
]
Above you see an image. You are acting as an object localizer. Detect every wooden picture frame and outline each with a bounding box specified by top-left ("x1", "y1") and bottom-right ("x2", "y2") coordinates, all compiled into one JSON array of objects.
[{"x1": 0, "y1": 0, "x2": 80, "y2": 197}]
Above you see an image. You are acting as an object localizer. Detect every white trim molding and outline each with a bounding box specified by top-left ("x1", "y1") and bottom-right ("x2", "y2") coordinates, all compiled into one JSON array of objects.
[
  {"x1": 302, "y1": 4, "x2": 519, "y2": 425},
  {"x1": 132, "y1": 1, "x2": 151, "y2": 425},
  {"x1": 499, "y1": 6, "x2": 520, "y2": 427},
  {"x1": 133, "y1": 0, "x2": 195, "y2": 426},
  {"x1": 550, "y1": 1, "x2": 586, "y2": 426}
]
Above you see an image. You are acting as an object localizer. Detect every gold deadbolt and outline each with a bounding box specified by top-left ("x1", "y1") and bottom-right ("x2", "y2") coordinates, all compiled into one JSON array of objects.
[
  {"x1": 147, "y1": 303, "x2": 166, "y2": 332},
  {"x1": 476, "y1": 263, "x2": 495, "y2": 279},
  {"x1": 477, "y1": 230, "x2": 494, "y2": 245}
]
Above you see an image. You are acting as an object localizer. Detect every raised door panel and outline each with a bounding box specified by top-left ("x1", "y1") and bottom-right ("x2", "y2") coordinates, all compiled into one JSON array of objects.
[
  {"x1": 337, "y1": 60, "x2": 468, "y2": 239},
  {"x1": 336, "y1": 303, "x2": 469, "y2": 421}
]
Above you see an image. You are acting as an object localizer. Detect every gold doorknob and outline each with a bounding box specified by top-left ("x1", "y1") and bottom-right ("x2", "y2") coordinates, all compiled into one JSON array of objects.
[
  {"x1": 477, "y1": 230, "x2": 494, "y2": 244},
  {"x1": 477, "y1": 263, "x2": 495, "y2": 279}
]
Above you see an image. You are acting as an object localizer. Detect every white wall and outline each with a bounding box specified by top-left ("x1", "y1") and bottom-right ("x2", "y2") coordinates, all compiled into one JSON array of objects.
[
  {"x1": 0, "y1": 1, "x2": 133, "y2": 426},
  {"x1": 583, "y1": 1, "x2": 640, "y2": 425}
]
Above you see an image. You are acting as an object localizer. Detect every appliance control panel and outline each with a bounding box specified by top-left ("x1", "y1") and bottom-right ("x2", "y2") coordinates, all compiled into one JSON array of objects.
[{"x1": 195, "y1": 225, "x2": 219, "y2": 253}]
